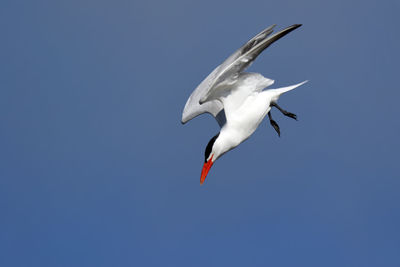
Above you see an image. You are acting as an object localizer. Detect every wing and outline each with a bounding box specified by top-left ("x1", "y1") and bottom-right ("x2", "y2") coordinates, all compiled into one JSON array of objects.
[
  {"x1": 199, "y1": 24, "x2": 302, "y2": 104},
  {"x1": 181, "y1": 25, "x2": 276, "y2": 125},
  {"x1": 181, "y1": 24, "x2": 301, "y2": 125},
  {"x1": 181, "y1": 65, "x2": 225, "y2": 126},
  {"x1": 216, "y1": 24, "x2": 277, "y2": 78}
]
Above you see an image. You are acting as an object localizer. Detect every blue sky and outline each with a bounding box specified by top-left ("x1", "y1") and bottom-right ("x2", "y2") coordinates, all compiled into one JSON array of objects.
[{"x1": 1, "y1": 0, "x2": 400, "y2": 266}]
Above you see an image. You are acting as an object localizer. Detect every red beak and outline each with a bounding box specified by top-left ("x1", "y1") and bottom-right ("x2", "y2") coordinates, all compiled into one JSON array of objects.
[{"x1": 200, "y1": 155, "x2": 214, "y2": 185}]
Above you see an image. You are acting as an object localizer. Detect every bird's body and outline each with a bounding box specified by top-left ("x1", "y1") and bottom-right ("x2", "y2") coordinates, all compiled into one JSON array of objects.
[
  {"x1": 181, "y1": 24, "x2": 307, "y2": 184},
  {"x1": 204, "y1": 72, "x2": 306, "y2": 162}
]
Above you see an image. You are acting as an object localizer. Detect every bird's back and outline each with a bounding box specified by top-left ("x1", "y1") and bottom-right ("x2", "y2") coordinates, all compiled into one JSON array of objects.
[
  {"x1": 219, "y1": 73, "x2": 275, "y2": 144},
  {"x1": 220, "y1": 73, "x2": 273, "y2": 121}
]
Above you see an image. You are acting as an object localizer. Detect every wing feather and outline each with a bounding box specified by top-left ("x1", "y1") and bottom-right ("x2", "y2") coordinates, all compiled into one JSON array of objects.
[
  {"x1": 181, "y1": 24, "x2": 301, "y2": 125},
  {"x1": 200, "y1": 24, "x2": 302, "y2": 104}
]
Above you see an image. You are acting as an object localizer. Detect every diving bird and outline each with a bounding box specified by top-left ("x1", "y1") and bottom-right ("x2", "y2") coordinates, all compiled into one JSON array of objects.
[{"x1": 181, "y1": 24, "x2": 307, "y2": 185}]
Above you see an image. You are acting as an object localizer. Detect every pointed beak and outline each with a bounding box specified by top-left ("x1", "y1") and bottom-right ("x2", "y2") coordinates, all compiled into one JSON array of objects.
[{"x1": 200, "y1": 155, "x2": 214, "y2": 185}]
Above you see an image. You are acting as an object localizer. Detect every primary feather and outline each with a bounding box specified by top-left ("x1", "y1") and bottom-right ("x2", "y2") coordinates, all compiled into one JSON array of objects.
[{"x1": 181, "y1": 24, "x2": 302, "y2": 125}]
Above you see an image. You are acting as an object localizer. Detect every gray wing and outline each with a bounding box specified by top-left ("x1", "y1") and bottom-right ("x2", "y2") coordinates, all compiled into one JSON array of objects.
[
  {"x1": 181, "y1": 64, "x2": 225, "y2": 125},
  {"x1": 181, "y1": 25, "x2": 276, "y2": 125},
  {"x1": 199, "y1": 24, "x2": 302, "y2": 104},
  {"x1": 181, "y1": 24, "x2": 301, "y2": 125},
  {"x1": 216, "y1": 24, "x2": 277, "y2": 78}
]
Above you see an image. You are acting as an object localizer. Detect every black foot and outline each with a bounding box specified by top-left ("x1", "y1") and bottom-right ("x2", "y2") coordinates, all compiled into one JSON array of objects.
[
  {"x1": 283, "y1": 111, "x2": 297, "y2": 121},
  {"x1": 270, "y1": 119, "x2": 280, "y2": 137},
  {"x1": 269, "y1": 120, "x2": 281, "y2": 137},
  {"x1": 268, "y1": 111, "x2": 281, "y2": 137},
  {"x1": 271, "y1": 102, "x2": 298, "y2": 121}
]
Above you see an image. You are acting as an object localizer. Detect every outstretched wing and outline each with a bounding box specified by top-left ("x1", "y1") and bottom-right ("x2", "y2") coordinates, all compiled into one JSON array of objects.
[
  {"x1": 181, "y1": 24, "x2": 302, "y2": 125},
  {"x1": 181, "y1": 25, "x2": 277, "y2": 125},
  {"x1": 181, "y1": 65, "x2": 225, "y2": 126},
  {"x1": 199, "y1": 24, "x2": 302, "y2": 104}
]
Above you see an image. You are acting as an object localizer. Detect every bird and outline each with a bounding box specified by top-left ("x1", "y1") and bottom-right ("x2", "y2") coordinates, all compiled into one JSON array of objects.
[{"x1": 181, "y1": 24, "x2": 307, "y2": 185}]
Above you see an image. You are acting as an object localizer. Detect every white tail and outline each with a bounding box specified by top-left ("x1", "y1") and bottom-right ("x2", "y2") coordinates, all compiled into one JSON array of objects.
[{"x1": 273, "y1": 80, "x2": 308, "y2": 95}]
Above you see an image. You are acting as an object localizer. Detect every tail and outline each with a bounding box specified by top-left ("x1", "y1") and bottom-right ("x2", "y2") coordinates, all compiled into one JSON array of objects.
[{"x1": 269, "y1": 80, "x2": 308, "y2": 101}]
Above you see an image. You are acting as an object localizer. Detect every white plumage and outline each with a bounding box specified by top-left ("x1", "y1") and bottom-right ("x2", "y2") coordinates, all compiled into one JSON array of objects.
[{"x1": 181, "y1": 24, "x2": 307, "y2": 184}]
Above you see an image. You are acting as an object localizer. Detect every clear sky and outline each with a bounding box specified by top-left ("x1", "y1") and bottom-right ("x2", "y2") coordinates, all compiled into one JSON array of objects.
[{"x1": 1, "y1": 0, "x2": 400, "y2": 266}]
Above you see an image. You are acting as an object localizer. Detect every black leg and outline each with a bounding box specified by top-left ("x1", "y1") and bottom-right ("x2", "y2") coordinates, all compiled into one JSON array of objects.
[
  {"x1": 271, "y1": 102, "x2": 297, "y2": 120},
  {"x1": 268, "y1": 112, "x2": 280, "y2": 137}
]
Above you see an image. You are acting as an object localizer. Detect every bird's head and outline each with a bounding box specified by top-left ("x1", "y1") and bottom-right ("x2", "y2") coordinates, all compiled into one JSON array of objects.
[
  {"x1": 201, "y1": 132, "x2": 236, "y2": 185},
  {"x1": 200, "y1": 133, "x2": 219, "y2": 185}
]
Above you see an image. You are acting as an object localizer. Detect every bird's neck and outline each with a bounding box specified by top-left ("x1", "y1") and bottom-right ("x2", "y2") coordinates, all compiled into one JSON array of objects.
[{"x1": 213, "y1": 128, "x2": 242, "y2": 160}]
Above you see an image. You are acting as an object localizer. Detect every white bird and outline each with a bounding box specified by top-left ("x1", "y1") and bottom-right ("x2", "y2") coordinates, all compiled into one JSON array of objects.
[{"x1": 181, "y1": 24, "x2": 307, "y2": 185}]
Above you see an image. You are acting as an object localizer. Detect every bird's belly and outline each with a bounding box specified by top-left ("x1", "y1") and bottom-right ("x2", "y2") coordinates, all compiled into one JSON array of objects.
[{"x1": 228, "y1": 96, "x2": 270, "y2": 141}]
